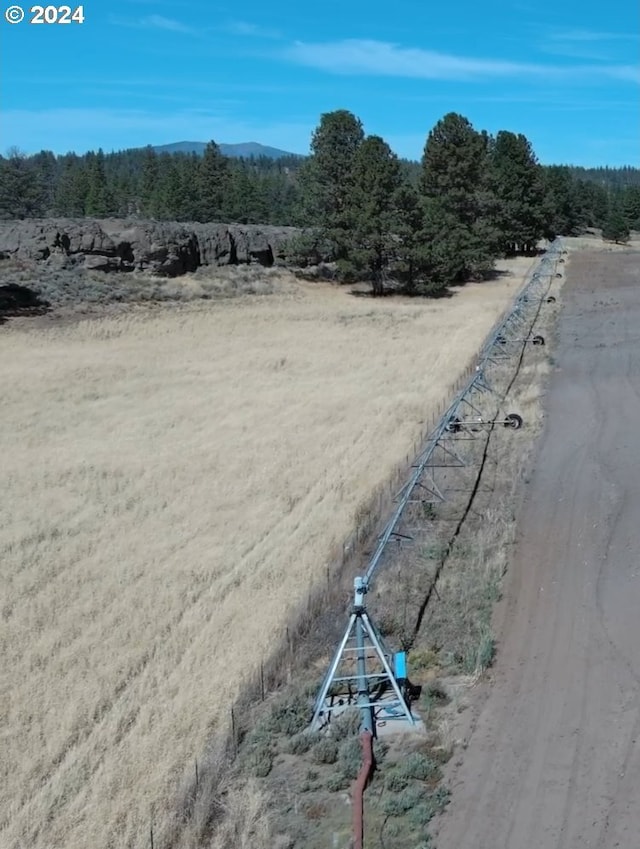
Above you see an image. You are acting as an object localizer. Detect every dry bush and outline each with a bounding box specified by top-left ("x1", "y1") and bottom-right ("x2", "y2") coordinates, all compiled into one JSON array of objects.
[
  {"x1": 0, "y1": 258, "x2": 301, "y2": 310},
  {"x1": 204, "y1": 779, "x2": 271, "y2": 849}
]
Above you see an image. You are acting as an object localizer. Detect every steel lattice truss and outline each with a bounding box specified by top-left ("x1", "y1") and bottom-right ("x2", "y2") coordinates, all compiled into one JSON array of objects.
[{"x1": 312, "y1": 241, "x2": 566, "y2": 727}]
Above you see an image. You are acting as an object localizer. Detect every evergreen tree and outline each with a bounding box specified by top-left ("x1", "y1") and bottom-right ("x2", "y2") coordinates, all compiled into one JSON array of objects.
[
  {"x1": 85, "y1": 149, "x2": 113, "y2": 216},
  {"x1": 622, "y1": 186, "x2": 640, "y2": 230},
  {"x1": 197, "y1": 141, "x2": 231, "y2": 221},
  {"x1": 53, "y1": 154, "x2": 89, "y2": 216},
  {"x1": 140, "y1": 146, "x2": 159, "y2": 217},
  {"x1": 419, "y1": 114, "x2": 498, "y2": 285},
  {"x1": 487, "y1": 131, "x2": 545, "y2": 254},
  {"x1": 420, "y1": 114, "x2": 487, "y2": 223},
  {"x1": 31, "y1": 150, "x2": 57, "y2": 215},
  {"x1": 152, "y1": 154, "x2": 197, "y2": 221},
  {"x1": 541, "y1": 166, "x2": 585, "y2": 237},
  {"x1": 299, "y1": 109, "x2": 364, "y2": 256},
  {"x1": 348, "y1": 135, "x2": 404, "y2": 294},
  {"x1": 576, "y1": 180, "x2": 609, "y2": 229},
  {"x1": 390, "y1": 184, "x2": 425, "y2": 292},
  {"x1": 0, "y1": 149, "x2": 45, "y2": 218},
  {"x1": 602, "y1": 197, "x2": 630, "y2": 243}
]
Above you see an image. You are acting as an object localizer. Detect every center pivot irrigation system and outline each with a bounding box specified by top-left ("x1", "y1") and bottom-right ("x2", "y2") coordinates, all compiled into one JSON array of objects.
[{"x1": 311, "y1": 240, "x2": 566, "y2": 738}]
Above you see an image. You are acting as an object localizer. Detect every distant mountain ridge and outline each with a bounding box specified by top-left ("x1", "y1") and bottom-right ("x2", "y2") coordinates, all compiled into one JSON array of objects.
[{"x1": 152, "y1": 141, "x2": 302, "y2": 160}]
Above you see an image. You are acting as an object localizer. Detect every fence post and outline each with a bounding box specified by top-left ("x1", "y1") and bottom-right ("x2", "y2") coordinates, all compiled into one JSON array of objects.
[{"x1": 231, "y1": 706, "x2": 237, "y2": 754}]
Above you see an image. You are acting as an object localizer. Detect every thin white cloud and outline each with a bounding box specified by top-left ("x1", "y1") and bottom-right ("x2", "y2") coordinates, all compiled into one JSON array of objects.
[
  {"x1": 225, "y1": 20, "x2": 282, "y2": 39},
  {"x1": 540, "y1": 43, "x2": 614, "y2": 62},
  {"x1": 284, "y1": 38, "x2": 640, "y2": 85},
  {"x1": 606, "y1": 65, "x2": 640, "y2": 83},
  {"x1": 108, "y1": 13, "x2": 196, "y2": 35},
  {"x1": 143, "y1": 14, "x2": 194, "y2": 34},
  {"x1": 541, "y1": 28, "x2": 639, "y2": 60},
  {"x1": 285, "y1": 39, "x2": 545, "y2": 79},
  {"x1": 549, "y1": 28, "x2": 639, "y2": 42}
]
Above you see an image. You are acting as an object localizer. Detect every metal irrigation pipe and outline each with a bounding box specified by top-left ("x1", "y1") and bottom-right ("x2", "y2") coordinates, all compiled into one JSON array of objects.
[{"x1": 362, "y1": 239, "x2": 563, "y2": 589}]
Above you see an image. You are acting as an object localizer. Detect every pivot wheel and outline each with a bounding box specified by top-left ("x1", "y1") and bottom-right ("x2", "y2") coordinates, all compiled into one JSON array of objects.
[
  {"x1": 532, "y1": 335, "x2": 545, "y2": 346},
  {"x1": 546, "y1": 296, "x2": 557, "y2": 304},
  {"x1": 446, "y1": 416, "x2": 462, "y2": 434},
  {"x1": 504, "y1": 413, "x2": 523, "y2": 430}
]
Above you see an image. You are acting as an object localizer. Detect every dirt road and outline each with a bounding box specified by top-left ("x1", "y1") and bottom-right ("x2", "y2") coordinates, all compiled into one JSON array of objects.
[{"x1": 434, "y1": 248, "x2": 640, "y2": 849}]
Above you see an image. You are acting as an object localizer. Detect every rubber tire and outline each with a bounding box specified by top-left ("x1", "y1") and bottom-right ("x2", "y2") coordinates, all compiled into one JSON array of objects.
[
  {"x1": 496, "y1": 335, "x2": 507, "y2": 345},
  {"x1": 546, "y1": 296, "x2": 557, "y2": 303},
  {"x1": 446, "y1": 416, "x2": 462, "y2": 434},
  {"x1": 504, "y1": 413, "x2": 523, "y2": 430},
  {"x1": 532, "y1": 335, "x2": 545, "y2": 346}
]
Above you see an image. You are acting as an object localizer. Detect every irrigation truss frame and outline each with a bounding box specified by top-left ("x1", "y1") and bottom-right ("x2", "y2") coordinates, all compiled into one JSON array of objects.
[
  {"x1": 311, "y1": 239, "x2": 566, "y2": 729},
  {"x1": 362, "y1": 239, "x2": 565, "y2": 588}
]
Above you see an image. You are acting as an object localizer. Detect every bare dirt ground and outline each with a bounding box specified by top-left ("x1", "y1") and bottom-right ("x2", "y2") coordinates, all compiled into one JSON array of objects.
[
  {"x1": 0, "y1": 259, "x2": 533, "y2": 849},
  {"x1": 433, "y1": 246, "x2": 640, "y2": 848}
]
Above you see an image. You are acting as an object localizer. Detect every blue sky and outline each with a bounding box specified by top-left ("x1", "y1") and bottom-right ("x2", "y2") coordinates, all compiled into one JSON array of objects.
[{"x1": 1, "y1": 0, "x2": 638, "y2": 165}]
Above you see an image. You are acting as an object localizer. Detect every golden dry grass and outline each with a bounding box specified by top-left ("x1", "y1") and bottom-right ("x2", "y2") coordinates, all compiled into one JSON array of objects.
[{"x1": 0, "y1": 259, "x2": 533, "y2": 849}]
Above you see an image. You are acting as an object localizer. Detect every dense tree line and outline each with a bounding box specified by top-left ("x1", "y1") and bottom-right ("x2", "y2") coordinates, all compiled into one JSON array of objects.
[
  {"x1": 295, "y1": 111, "x2": 637, "y2": 293},
  {"x1": 0, "y1": 143, "x2": 305, "y2": 225},
  {"x1": 0, "y1": 111, "x2": 638, "y2": 292}
]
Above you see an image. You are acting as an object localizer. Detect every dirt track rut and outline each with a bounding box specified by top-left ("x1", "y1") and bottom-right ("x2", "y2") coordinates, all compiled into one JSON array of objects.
[{"x1": 434, "y1": 249, "x2": 640, "y2": 849}]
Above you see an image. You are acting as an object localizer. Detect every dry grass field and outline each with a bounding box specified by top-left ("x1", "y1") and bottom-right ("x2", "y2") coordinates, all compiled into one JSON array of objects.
[{"x1": 0, "y1": 259, "x2": 533, "y2": 849}]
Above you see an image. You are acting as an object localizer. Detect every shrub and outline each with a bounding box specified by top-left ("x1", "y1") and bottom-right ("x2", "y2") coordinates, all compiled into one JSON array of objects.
[
  {"x1": 329, "y1": 709, "x2": 361, "y2": 741},
  {"x1": 408, "y1": 648, "x2": 439, "y2": 672},
  {"x1": 311, "y1": 738, "x2": 339, "y2": 765},
  {"x1": 398, "y1": 752, "x2": 440, "y2": 782},
  {"x1": 463, "y1": 629, "x2": 495, "y2": 674},
  {"x1": 326, "y1": 772, "x2": 349, "y2": 792},
  {"x1": 411, "y1": 787, "x2": 450, "y2": 823},
  {"x1": 338, "y1": 737, "x2": 363, "y2": 781},
  {"x1": 384, "y1": 769, "x2": 409, "y2": 792},
  {"x1": 266, "y1": 693, "x2": 312, "y2": 736},
  {"x1": 374, "y1": 739, "x2": 389, "y2": 765},
  {"x1": 380, "y1": 785, "x2": 422, "y2": 816},
  {"x1": 287, "y1": 731, "x2": 321, "y2": 755},
  {"x1": 243, "y1": 740, "x2": 274, "y2": 778}
]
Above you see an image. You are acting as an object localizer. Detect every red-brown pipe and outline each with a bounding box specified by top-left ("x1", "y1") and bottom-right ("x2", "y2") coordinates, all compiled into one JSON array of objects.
[{"x1": 352, "y1": 730, "x2": 374, "y2": 849}]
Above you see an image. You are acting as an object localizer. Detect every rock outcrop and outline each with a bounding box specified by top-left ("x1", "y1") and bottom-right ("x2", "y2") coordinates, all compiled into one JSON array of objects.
[{"x1": 0, "y1": 219, "x2": 324, "y2": 277}]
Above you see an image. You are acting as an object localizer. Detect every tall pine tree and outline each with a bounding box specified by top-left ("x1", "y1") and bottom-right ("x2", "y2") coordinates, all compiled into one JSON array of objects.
[
  {"x1": 349, "y1": 135, "x2": 404, "y2": 294},
  {"x1": 602, "y1": 196, "x2": 630, "y2": 243},
  {"x1": 0, "y1": 149, "x2": 45, "y2": 218},
  {"x1": 487, "y1": 131, "x2": 545, "y2": 254},
  {"x1": 298, "y1": 110, "x2": 364, "y2": 258},
  {"x1": 197, "y1": 141, "x2": 231, "y2": 221},
  {"x1": 419, "y1": 114, "x2": 498, "y2": 285},
  {"x1": 85, "y1": 149, "x2": 113, "y2": 217}
]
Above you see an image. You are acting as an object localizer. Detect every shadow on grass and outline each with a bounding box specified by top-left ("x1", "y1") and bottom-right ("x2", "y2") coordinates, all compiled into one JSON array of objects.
[
  {"x1": 0, "y1": 283, "x2": 50, "y2": 324},
  {"x1": 348, "y1": 286, "x2": 454, "y2": 300}
]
